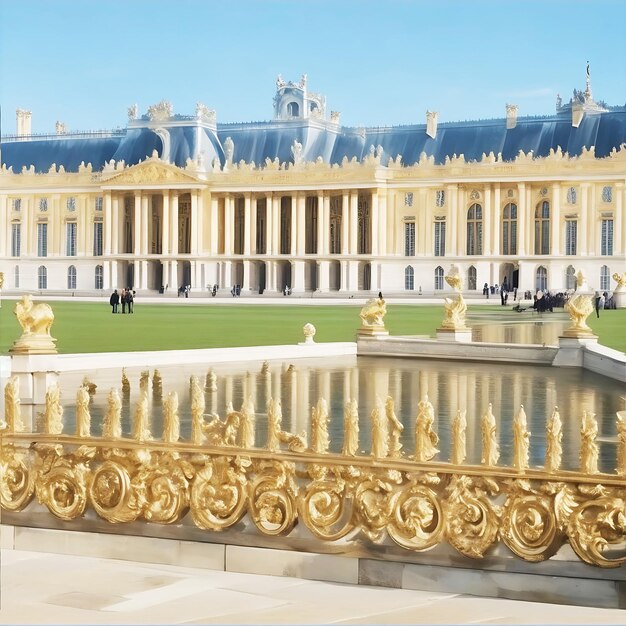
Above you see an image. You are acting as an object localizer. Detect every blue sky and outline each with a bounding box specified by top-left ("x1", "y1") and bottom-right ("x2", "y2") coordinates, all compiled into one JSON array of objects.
[{"x1": 1, "y1": 0, "x2": 624, "y2": 134}]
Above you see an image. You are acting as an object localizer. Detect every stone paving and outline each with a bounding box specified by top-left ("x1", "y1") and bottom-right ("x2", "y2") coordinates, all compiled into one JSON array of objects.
[{"x1": 1, "y1": 549, "x2": 625, "y2": 624}]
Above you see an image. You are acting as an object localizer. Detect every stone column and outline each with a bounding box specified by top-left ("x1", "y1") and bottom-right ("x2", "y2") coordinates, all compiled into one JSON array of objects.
[
  {"x1": 171, "y1": 192, "x2": 179, "y2": 256},
  {"x1": 318, "y1": 261, "x2": 330, "y2": 291},
  {"x1": 162, "y1": 191, "x2": 170, "y2": 255},
  {"x1": 133, "y1": 192, "x2": 141, "y2": 255},
  {"x1": 265, "y1": 194, "x2": 273, "y2": 254},
  {"x1": 417, "y1": 189, "x2": 427, "y2": 255},
  {"x1": 224, "y1": 195, "x2": 233, "y2": 256},
  {"x1": 210, "y1": 196, "x2": 218, "y2": 255},
  {"x1": 378, "y1": 190, "x2": 387, "y2": 256},
  {"x1": 492, "y1": 185, "x2": 501, "y2": 256},
  {"x1": 244, "y1": 193, "x2": 252, "y2": 255},
  {"x1": 196, "y1": 190, "x2": 204, "y2": 255},
  {"x1": 243, "y1": 260, "x2": 250, "y2": 291},
  {"x1": 22, "y1": 196, "x2": 31, "y2": 256},
  {"x1": 111, "y1": 194, "x2": 120, "y2": 255},
  {"x1": 517, "y1": 183, "x2": 527, "y2": 256},
  {"x1": 141, "y1": 259, "x2": 148, "y2": 289},
  {"x1": 51, "y1": 195, "x2": 60, "y2": 255},
  {"x1": 370, "y1": 190, "x2": 379, "y2": 256},
  {"x1": 104, "y1": 191, "x2": 112, "y2": 255},
  {"x1": 341, "y1": 192, "x2": 349, "y2": 255},
  {"x1": 446, "y1": 184, "x2": 457, "y2": 256},
  {"x1": 586, "y1": 183, "x2": 595, "y2": 255},
  {"x1": 291, "y1": 194, "x2": 299, "y2": 256},
  {"x1": 317, "y1": 193, "x2": 324, "y2": 255},
  {"x1": 273, "y1": 196, "x2": 281, "y2": 255},
  {"x1": 250, "y1": 195, "x2": 257, "y2": 254},
  {"x1": 141, "y1": 194, "x2": 149, "y2": 255},
  {"x1": 551, "y1": 183, "x2": 560, "y2": 256},
  {"x1": 579, "y1": 183, "x2": 589, "y2": 256},
  {"x1": 483, "y1": 184, "x2": 492, "y2": 256}
]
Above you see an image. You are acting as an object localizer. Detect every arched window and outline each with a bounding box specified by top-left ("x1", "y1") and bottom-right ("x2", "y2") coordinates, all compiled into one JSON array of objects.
[
  {"x1": 534, "y1": 201, "x2": 550, "y2": 255},
  {"x1": 95, "y1": 265, "x2": 104, "y2": 290},
  {"x1": 404, "y1": 266, "x2": 414, "y2": 290},
  {"x1": 14, "y1": 265, "x2": 19, "y2": 289},
  {"x1": 565, "y1": 265, "x2": 576, "y2": 290},
  {"x1": 38, "y1": 265, "x2": 47, "y2": 290},
  {"x1": 287, "y1": 102, "x2": 299, "y2": 117},
  {"x1": 466, "y1": 203, "x2": 483, "y2": 255},
  {"x1": 600, "y1": 265, "x2": 610, "y2": 291},
  {"x1": 435, "y1": 266, "x2": 444, "y2": 290},
  {"x1": 536, "y1": 266, "x2": 547, "y2": 291},
  {"x1": 467, "y1": 265, "x2": 477, "y2": 290},
  {"x1": 501, "y1": 203, "x2": 517, "y2": 255},
  {"x1": 67, "y1": 265, "x2": 77, "y2": 290}
]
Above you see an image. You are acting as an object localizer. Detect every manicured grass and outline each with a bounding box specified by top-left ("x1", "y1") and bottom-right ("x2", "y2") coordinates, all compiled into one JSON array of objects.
[{"x1": 0, "y1": 300, "x2": 624, "y2": 354}]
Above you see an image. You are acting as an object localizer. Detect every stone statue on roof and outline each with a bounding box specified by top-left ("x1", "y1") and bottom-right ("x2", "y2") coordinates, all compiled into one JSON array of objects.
[
  {"x1": 127, "y1": 104, "x2": 138, "y2": 121},
  {"x1": 276, "y1": 74, "x2": 286, "y2": 89}
]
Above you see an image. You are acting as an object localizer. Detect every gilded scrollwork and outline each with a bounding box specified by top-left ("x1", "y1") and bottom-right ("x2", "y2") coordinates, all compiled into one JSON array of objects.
[
  {"x1": 299, "y1": 477, "x2": 355, "y2": 541},
  {"x1": 0, "y1": 446, "x2": 35, "y2": 511}
]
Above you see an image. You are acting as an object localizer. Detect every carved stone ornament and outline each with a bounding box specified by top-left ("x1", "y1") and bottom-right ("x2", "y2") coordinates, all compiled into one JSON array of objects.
[
  {"x1": 359, "y1": 296, "x2": 387, "y2": 328},
  {"x1": 10, "y1": 294, "x2": 57, "y2": 354},
  {"x1": 105, "y1": 162, "x2": 199, "y2": 185},
  {"x1": 302, "y1": 323, "x2": 316, "y2": 344},
  {"x1": 613, "y1": 272, "x2": 626, "y2": 291},
  {"x1": 196, "y1": 102, "x2": 216, "y2": 124},
  {"x1": 127, "y1": 104, "x2": 138, "y2": 121},
  {"x1": 146, "y1": 100, "x2": 173, "y2": 121}
]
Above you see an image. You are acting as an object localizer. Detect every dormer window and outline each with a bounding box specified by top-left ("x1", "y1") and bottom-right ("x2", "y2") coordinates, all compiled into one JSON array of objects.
[{"x1": 287, "y1": 102, "x2": 300, "y2": 117}]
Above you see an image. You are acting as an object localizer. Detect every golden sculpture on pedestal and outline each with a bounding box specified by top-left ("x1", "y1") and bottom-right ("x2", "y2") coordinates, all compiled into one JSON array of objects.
[
  {"x1": 612, "y1": 272, "x2": 626, "y2": 290},
  {"x1": 563, "y1": 294, "x2": 596, "y2": 337},
  {"x1": 513, "y1": 405, "x2": 531, "y2": 471},
  {"x1": 440, "y1": 266, "x2": 468, "y2": 330},
  {"x1": 342, "y1": 399, "x2": 359, "y2": 456},
  {"x1": 162, "y1": 391, "x2": 180, "y2": 443},
  {"x1": 580, "y1": 409, "x2": 599, "y2": 474},
  {"x1": 42, "y1": 384, "x2": 63, "y2": 435},
  {"x1": 481, "y1": 403, "x2": 500, "y2": 466},
  {"x1": 10, "y1": 294, "x2": 57, "y2": 354},
  {"x1": 102, "y1": 389, "x2": 122, "y2": 438},
  {"x1": 545, "y1": 407, "x2": 563, "y2": 473},
  {"x1": 451, "y1": 409, "x2": 467, "y2": 465},
  {"x1": 75, "y1": 386, "x2": 91, "y2": 437},
  {"x1": 414, "y1": 395, "x2": 439, "y2": 462},
  {"x1": 358, "y1": 296, "x2": 388, "y2": 335},
  {"x1": 3, "y1": 377, "x2": 24, "y2": 433}
]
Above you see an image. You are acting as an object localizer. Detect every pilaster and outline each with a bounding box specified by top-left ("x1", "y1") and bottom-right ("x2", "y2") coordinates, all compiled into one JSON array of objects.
[
  {"x1": 580, "y1": 183, "x2": 589, "y2": 256},
  {"x1": 417, "y1": 189, "x2": 427, "y2": 255},
  {"x1": 111, "y1": 194, "x2": 120, "y2": 255},
  {"x1": 371, "y1": 190, "x2": 379, "y2": 256},
  {"x1": 378, "y1": 190, "x2": 387, "y2": 256},
  {"x1": 349, "y1": 192, "x2": 358, "y2": 254},
  {"x1": 210, "y1": 196, "x2": 219, "y2": 255},
  {"x1": 162, "y1": 191, "x2": 170, "y2": 255},
  {"x1": 104, "y1": 192, "x2": 112, "y2": 256},
  {"x1": 191, "y1": 190, "x2": 199, "y2": 255},
  {"x1": 141, "y1": 194, "x2": 149, "y2": 256},
  {"x1": 341, "y1": 192, "x2": 349, "y2": 255},
  {"x1": 250, "y1": 195, "x2": 257, "y2": 254},
  {"x1": 483, "y1": 184, "x2": 492, "y2": 256},
  {"x1": 322, "y1": 194, "x2": 331, "y2": 255},
  {"x1": 492, "y1": 185, "x2": 501, "y2": 256},
  {"x1": 171, "y1": 192, "x2": 179, "y2": 256},
  {"x1": 615, "y1": 183, "x2": 624, "y2": 256},
  {"x1": 446, "y1": 184, "x2": 457, "y2": 256},
  {"x1": 291, "y1": 194, "x2": 298, "y2": 256},
  {"x1": 224, "y1": 195, "x2": 233, "y2": 256},
  {"x1": 316, "y1": 193, "x2": 324, "y2": 255},
  {"x1": 133, "y1": 192, "x2": 141, "y2": 255},
  {"x1": 551, "y1": 183, "x2": 560, "y2": 255}
]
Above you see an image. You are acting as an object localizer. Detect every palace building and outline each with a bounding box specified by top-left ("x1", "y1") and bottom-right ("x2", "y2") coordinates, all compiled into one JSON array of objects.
[{"x1": 0, "y1": 72, "x2": 624, "y2": 295}]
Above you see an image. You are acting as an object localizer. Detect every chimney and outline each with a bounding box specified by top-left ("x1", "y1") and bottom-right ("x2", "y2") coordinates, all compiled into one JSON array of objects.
[
  {"x1": 506, "y1": 104, "x2": 518, "y2": 129},
  {"x1": 16, "y1": 109, "x2": 32, "y2": 136},
  {"x1": 426, "y1": 110, "x2": 438, "y2": 139}
]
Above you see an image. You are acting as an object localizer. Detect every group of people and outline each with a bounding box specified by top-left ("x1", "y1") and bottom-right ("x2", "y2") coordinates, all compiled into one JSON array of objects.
[
  {"x1": 109, "y1": 288, "x2": 135, "y2": 314},
  {"x1": 483, "y1": 281, "x2": 517, "y2": 306},
  {"x1": 178, "y1": 285, "x2": 191, "y2": 298},
  {"x1": 595, "y1": 291, "x2": 616, "y2": 317}
]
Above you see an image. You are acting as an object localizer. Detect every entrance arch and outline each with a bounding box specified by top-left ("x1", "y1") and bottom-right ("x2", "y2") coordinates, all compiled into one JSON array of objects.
[
  {"x1": 330, "y1": 261, "x2": 341, "y2": 291},
  {"x1": 358, "y1": 262, "x2": 371, "y2": 291},
  {"x1": 500, "y1": 262, "x2": 518, "y2": 289},
  {"x1": 277, "y1": 261, "x2": 292, "y2": 292}
]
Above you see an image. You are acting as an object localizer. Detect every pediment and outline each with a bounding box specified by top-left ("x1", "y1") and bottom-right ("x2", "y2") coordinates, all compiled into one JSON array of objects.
[{"x1": 104, "y1": 160, "x2": 199, "y2": 185}]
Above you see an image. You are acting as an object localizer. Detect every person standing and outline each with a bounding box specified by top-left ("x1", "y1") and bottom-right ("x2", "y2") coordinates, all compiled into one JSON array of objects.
[
  {"x1": 109, "y1": 289, "x2": 119, "y2": 314},
  {"x1": 596, "y1": 292, "x2": 605, "y2": 318},
  {"x1": 128, "y1": 290, "x2": 134, "y2": 313},
  {"x1": 121, "y1": 289, "x2": 127, "y2": 314}
]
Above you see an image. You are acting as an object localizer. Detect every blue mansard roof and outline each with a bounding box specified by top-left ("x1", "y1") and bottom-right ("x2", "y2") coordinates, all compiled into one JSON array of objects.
[{"x1": 2, "y1": 108, "x2": 626, "y2": 174}]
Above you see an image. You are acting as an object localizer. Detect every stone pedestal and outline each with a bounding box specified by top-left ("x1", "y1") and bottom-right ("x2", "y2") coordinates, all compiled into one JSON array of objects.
[
  {"x1": 613, "y1": 290, "x2": 626, "y2": 309},
  {"x1": 552, "y1": 335, "x2": 598, "y2": 368},
  {"x1": 10, "y1": 353, "x2": 60, "y2": 431},
  {"x1": 436, "y1": 328, "x2": 472, "y2": 343},
  {"x1": 298, "y1": 336, "x2": 316, "y2": 346}
]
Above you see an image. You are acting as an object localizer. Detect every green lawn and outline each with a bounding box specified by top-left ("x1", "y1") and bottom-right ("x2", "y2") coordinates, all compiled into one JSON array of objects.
[{"x1": 0, "y1": 300, "x2": 624, "y2": 354}]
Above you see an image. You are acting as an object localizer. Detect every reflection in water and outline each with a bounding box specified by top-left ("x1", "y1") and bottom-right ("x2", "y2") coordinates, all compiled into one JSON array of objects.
[
  {"x1": 57, "y1": 355, "x2": 623, "y2": 473},
  {"x1": 470, "y1": 311, "x2": 569, "y2": 345}
]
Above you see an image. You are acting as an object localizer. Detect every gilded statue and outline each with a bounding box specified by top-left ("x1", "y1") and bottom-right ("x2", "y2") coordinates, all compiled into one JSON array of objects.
[
  {"x1": 359, "y1": 296, "x2": 387, "y2": 328},
  {"x1": 190, "y1": 376, "x2": 206, "y2": 445},
  {"x1": 544, "y1": 407, "x2": 563, "y2": 473},
  {"x1": 11, "y1": 294, "x2": 57, "y2": 354},
  {"x1": 612, "y1": 272, "x2": 626, "y2": 291},
  {"x1": 342, "y1": 399, "x2": 359, "y2": 456},
  {"x1": 3, "y1": 376, "x2": 24, "y2": 433},
  {"x1": 152, "y1": 370, "x2": 163, "y2": 396},
  {"x1": 385, "y1": 396, "x2": 404, "y2": 458},
  {"x1": 370, "y1": 398, "x2": 388, "y2": 458},
  {"x1": 414, "y1": 395, "x2": 439, "y2": 462},
  {"x1": 43, "y1": 384, "x2": 64, "y2": 435},
  {"x1": 575, "y1": 269, "x2": 586, "y2": 288},
  {"x1": 481, "y1": 403, "x2": 500, "y2": 466},
  {"x1": 451, "y1": 409, "x2": 467, "y2": 465},
  {"x1": 239, "y1": 397, "x2": 256, "y2": 449},
  {"x1": 266, "y1": 398, "x2": 306, "y2": 452},
  {"x1": 563, "y1": 294, "x2": 595, "y2": 337},
  {"x1": 617, "y1": 411, "x2": 626, "y2": 476},
  {"x1": 162, "y1": 391, "x2": 180, "y2": 443},
  {"x1": 121, "y1": 368, "x2": 130, "y2": 394},
  {"x1": 102, "y1": 388, "x2": 122, "y2": 438},
  {"x1": 512, "y1": 405, "x2": 531, "y2": 471},
  {"x1": 311, "y1": 398, "x2": 330, "y2": 454},
  {"x1": 580, "y1": 409, "x2": 599, "y2": 474},
  {"x1": 205, "y1": 368, "x2": 218, "y2": 392},
  {"x1": 440, "y1": 265, "x2": 468, "y2": 330},
  {"x1": 132, "y1": 391, "x2": 151, "y2": 442},
  {"x1": 75, "y1": 385, "x2": 91, "y2": 438}
]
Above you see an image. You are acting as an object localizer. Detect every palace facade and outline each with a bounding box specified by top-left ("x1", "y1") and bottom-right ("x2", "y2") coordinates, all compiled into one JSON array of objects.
[{"x1": 1, "y1": 73, "x2": 624, "y2": 295}]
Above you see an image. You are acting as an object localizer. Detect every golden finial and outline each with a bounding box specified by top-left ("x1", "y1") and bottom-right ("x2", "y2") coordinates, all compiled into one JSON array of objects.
[
  {"x1": 545, "y1": 406, "x2": 563, "y2": 473},
  {"x1": 371, "y1": 397, "x2": 388, "y2": 458},
  {"x1": 43, "y1": 384, "x2": 64, "y2": 435},
  {"x1": 311, "y1": 398, "x2": 330, "y2": 454},
  {"x1": 342, "y1": 399, "x2": 359, "y2": 456},
  {"x1": 103, "y1": 389, "x2": 122, "y2": 438},
  {"x1": 132, "y1": 390, "x2": 151, "y2": 442},
  {"x1": 162, "y1": 391, "x2": 180, "y2": 443},
  {"x1": 451, "y1": 409, "x2": 467, "y2": 465},
  {"x1": 414, "y1": 394, "x2": 439, "y2": 462},
  {"x1": 76, "y1": 385, "x2": 91, "y2": 437},
  {"x1": 481, "y1": 403, "x2": 500, "y2": 466},
  {"x1": 512, "y1": 405, "x2": 531, "y2": 471},
  {"x1": 385, "y1": 396, "x2": 404, "y2": 458},
  {"x1": 190, "y1": 376, "x2": 205, "y2": 445},
  {"x1": 580, "y1": 409, "x2": 599, "y2": 474}
]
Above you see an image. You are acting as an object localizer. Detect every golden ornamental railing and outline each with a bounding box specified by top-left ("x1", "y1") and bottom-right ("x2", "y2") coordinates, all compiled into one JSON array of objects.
[{"x1": 1, "y1": 374, "x2": 625, "y2": 569}]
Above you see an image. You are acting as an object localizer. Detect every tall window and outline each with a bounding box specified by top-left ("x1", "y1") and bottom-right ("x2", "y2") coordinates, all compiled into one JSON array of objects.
[
  {"x1": 11, "y1": 223, "x2": 21, "y2": 257},
  {"x1": 535, "y1": 266, "x2": 547, "y2": 291},
  {"x1": 501, "y1": 203, "x2": 517, "y2": 255},
  {"x1": 434, "y1": 221, "x2": 446, "y2": 256},
  {"x1": 600, "y1": 265, "x2": 610, "y2": 290},
  {"x1": 95, "y1": 265, "x2": 104, "y2": 290},
  {"x1": 14, "y1": 265, "x2": 19, "y2": 289},
  {"x1": 534, "y1": 201, "x2": 550, "y2": 255},
  {"x1": 66, "y1": 222, "x2": 77, "y2": 256},
  {"x1": 93, "y1": 222, "x2": 103, "y2": 256},
  {"x1": 601, "y1": 219, "x2": 613, "y2": 256},
  {"x1": 357, "y1": 194, "x2": 370, "y2": 254},
  {"x1": 565, "y1": 220, "x2": 577, "y2": 255},
  {"x1": 404, "y1": 222, "x2": 415, "y2": 256},
  {"x1": 435, "y1": 266, "x2": 444, "y2": 290},
  {"x1": 12, "y1": 198, "x2": 21, "y2": 212},
  {"x1": 67, "y1": 265, "x2": 77, "y2": 289},
  {"x1": 602, "y1": 186, "x2": 613, "y2": 203},
  {"x1": 467, "y1": 266, "x2": 477, "y2": 290},
  {"x1": 38, "y1": 266, "x2": 47, "y2": 290},
  {"x1": 466, "y1": 203, "x2": 483, "y2": 255},
  {"x1": 255, "y1": 199, "x2": 267, "y2": 254},
  {"x1": 566, "y1": 265, "x2": 576, "y2": 290},
  {"x1": 404, "y1": 266, "x2": 414, "y2": 290},
  {"x1": 95, "y1": 196, "x2": 103, "y2": 211},
  {"x1": 329, "y1": 197, "x2": 342, "y2": 254},
  {"x1": 37, "y1": 223, "x2": 48, "y2": 257}
]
